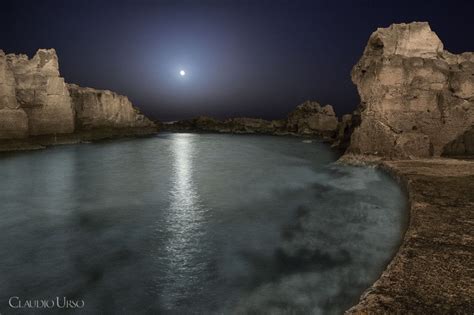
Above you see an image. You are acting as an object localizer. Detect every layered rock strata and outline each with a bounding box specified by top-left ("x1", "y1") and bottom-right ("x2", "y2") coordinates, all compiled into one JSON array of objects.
[
  {"x1": 348, "y1": 22, "x2": 474, "y2": 158},
  {"x1": 0, "y1": 49, "x2": 155, "y2": 149}
]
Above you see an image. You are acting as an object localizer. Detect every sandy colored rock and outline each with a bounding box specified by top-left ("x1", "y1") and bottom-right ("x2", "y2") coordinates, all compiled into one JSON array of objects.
[
  {"x1": 0, "y1": 48, "x2": 156, "y2": 149},
  {"x1": 0, "y1": 50, "x2": 28, "y2": 138},
  {"x1": 0, "y1": 109, "x2": 28, "y2": 139},
  {"x1": 67, "y1": 84, "x2": 154, "y2": 130},
  {"x1": 6, "y1": 49, "x2": 75, "y2": 135},
  {"x1": 349, "y1": 22, "x2": 474, "y2": 158}
]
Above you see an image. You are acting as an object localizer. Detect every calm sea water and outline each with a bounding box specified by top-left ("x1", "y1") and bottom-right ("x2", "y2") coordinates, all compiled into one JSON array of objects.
[{"x1": 0, "y1": 133, "x2": 406, "y2": 314}]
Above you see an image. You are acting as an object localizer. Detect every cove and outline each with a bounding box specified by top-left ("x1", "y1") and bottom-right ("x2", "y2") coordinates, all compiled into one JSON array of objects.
[{"x1": 0, "y1": 133, "x2": 406, "y2": 314}]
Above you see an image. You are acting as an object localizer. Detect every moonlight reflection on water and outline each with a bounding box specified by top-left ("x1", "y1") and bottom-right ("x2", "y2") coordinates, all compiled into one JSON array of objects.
[{"x1": 158, "y1": 134, "x2": 207, "y2": 308}]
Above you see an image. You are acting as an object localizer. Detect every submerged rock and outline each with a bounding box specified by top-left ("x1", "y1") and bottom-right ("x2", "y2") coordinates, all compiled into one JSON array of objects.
[{"x1": 348, "y1": 22, "x2": 474, "y2": 158}]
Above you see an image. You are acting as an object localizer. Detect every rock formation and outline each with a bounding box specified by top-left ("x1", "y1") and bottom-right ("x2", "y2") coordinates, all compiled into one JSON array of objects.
[
  {"x1": 0, "y1": 48, "x2": 155, "y2": 148},
  {"x1": 162, "y1": 100, "x2": 338, "y2": 138},
  {"x1": 286, "y1": 101, "x2": 338, "y2": 137},
  {"x1": 162, "y1": 116, "x2": 278, "y2": 134},
  {"x1": 348, "y1": 22, "x2": 474, "y2": 158},
  {"x1": 68, "y1": 84, "x2": 154, "y2": 131},
  {"x1": 6, "y1": 49, "x2": 75, "y2": 136},
  {"x1": 0, "y1": 50, "x2": 28, "y2": 138},
  {"x1": 332, "y1": 111, "x2": 360, "y2": 151}
]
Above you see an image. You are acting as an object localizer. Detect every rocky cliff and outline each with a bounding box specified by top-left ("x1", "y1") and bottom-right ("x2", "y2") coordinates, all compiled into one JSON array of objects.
[
  {"x1": 0, "y1": 50, "x2": 28, "y2": 139},
  {"x1": 1, "y1": 49, "x2": 74, "y2": 139},
  {"x1": 0, "y1": 49, "x2": 155, "y2": 148},
  {"x1": 68, "y1": 84, "x2": 154, "y2": 131},
  {"x1": 6, "y1": 49, "x2": 75, "y2": 137},
  {"x1": 348, "y1": 22, "x2": 474, "y2": 158}
]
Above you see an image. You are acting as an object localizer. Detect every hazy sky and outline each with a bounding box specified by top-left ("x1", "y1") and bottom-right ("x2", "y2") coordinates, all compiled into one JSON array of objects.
[{"x1": 1, "y1": 0, "x2": 473, "y2": 121}]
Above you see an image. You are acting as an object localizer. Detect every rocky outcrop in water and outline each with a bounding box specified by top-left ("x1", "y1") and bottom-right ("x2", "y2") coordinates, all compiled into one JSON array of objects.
[
  {"x1": 162, "y1": 100, "x2": 338, "y2": 139},
  {"x1": 348, "y1": 22, "x2": 474, "y2": 158},
  {"x1": 0, "y1": 49, "x2": 155, "y2": 149},
  {"x1": 162, "y1": 116, "x2": 281, "y2": 134},
  {"x1": 286, "y1": 101, "x2": 338, "y2": 137},
  {"x1": 0, "y1": 51, "x2": 28, "y2": 139}
]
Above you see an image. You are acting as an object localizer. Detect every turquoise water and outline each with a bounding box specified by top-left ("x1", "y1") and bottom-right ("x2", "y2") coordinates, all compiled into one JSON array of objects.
[{"x1": 0, "y1": 133, "x2": 405, "y2": 314}]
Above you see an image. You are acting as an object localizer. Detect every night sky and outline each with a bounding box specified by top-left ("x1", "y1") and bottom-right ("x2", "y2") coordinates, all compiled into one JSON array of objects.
[{"x1": 1, "y1": 0, "x2": 474, "y2": 121}]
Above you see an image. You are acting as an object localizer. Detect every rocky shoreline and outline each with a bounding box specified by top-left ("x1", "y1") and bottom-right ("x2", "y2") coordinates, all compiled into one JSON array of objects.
[
  {"x1": 339, "y1": 22, "x2": 474, "y2": 313},
  {"x1": 0, "y1": 126, "x2": 157, "y2": 152},
  {"x1": 159, "y1": 100, "x2": 346, "y2": 143},
  {"x1": 339, "y1": 156, "x2": 474, "y2": 314}
]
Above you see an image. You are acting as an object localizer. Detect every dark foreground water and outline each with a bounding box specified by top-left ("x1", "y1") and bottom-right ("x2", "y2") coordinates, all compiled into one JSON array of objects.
[{"x1": 0, "y1": 133, "x2": 406, "y2": 314}]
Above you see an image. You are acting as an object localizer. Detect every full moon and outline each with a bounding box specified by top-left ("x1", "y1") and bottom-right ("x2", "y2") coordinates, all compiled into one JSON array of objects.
[{"x1": 180, "y1": 70, "x2": 186, "y2": 76}]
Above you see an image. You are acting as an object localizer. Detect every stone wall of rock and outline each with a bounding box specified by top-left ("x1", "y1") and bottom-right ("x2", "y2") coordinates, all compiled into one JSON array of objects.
[
  {"x1": 6, "y1": 49, "x2": 75, "y2": 136},
  {"x1": 0, "y1": 48, "x2": 155, "y2": 145},
  {"x1": 332, "y1": 111, "x2": 360, "y2": 151},
  {"x1": 0, "y1": 50, "x2": 28, "y2": 138},
  {"x1": 68, "y1": 84, "x2": 154, "y2": 130},
  {"x1": 348, "y1": 22, "x2": 474, "y2": 158}
]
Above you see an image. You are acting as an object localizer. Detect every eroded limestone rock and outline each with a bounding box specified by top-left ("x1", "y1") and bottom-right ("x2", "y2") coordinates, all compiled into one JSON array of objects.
[
  {"x1": 349, "y1": 22, "x2": 474, "y2": 158},
  {"x1": 68, "y1": 84, "x2": 154, "y2": 130},
  {"x1": 0, "y1": 48, "x2": 155, "y2": 147},
  {"x1": 0, "y1": 50, "x2": 28, "y2": 138},
  {"x1": 6, "y1": 49, "x2": 75, "y2": 136}
]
